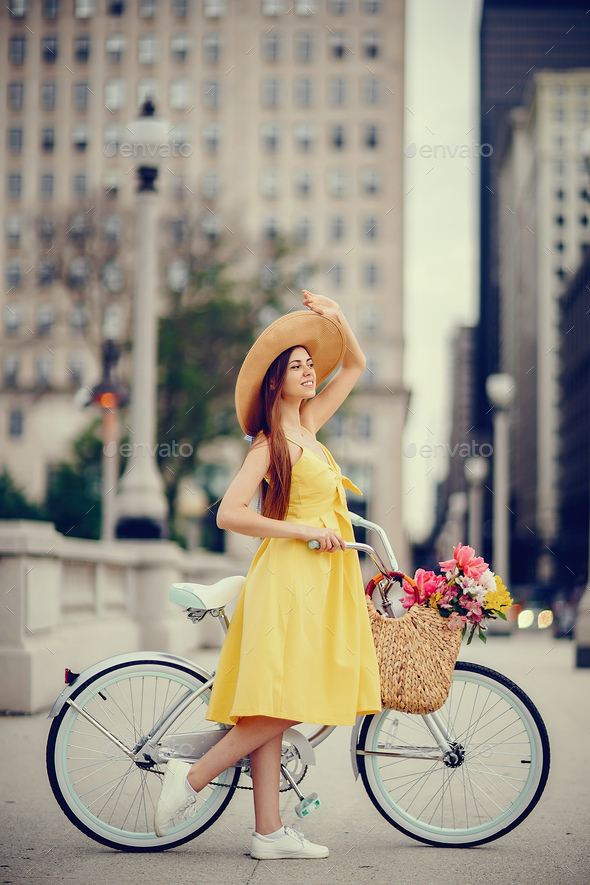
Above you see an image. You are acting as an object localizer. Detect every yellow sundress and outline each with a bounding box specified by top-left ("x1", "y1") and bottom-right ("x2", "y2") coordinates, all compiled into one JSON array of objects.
[{"x1": 205, "y1": 437, "x2": 382, "y2": 726}]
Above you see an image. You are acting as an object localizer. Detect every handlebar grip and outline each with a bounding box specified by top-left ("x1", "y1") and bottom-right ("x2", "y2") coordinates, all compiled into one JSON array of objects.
[{"x1": 308, "y1": 540, "x2": 321, "y2": 549}]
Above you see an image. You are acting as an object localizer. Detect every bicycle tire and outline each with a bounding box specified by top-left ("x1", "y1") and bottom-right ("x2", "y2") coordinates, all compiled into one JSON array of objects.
[
  {"x1": 357, "y1": 661, "x2": 550, "y2": 847},
  {"x1": 46, "y1": 659, "x2": 239, "y2": 852}
]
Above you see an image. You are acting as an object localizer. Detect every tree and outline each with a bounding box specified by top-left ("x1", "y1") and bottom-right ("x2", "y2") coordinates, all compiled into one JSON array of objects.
[{"x1": 45, "y1": 420, "x2": 103, "y2": 540}]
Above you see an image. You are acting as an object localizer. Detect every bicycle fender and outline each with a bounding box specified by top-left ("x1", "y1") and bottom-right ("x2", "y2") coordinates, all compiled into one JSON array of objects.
[
  {"x1": 283, "y1": 727, "x2": 316, "y2": 767},
  {"x1": 47, "y1": 651, "x2": 214, "y2": 719},
  {"x1": 349, "y1": 715, "x2": 366, "y2": 780}
]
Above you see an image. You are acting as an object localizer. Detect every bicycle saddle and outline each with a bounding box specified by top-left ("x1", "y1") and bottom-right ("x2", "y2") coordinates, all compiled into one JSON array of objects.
[{"x1": 169, "y1": 575, "x2": 245, "y2": 610}]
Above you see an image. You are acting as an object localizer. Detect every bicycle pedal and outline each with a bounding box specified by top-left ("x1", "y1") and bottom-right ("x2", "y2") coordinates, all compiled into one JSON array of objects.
[{"x1": 295, "y1": 792, "x2": 321, "y2": 818}]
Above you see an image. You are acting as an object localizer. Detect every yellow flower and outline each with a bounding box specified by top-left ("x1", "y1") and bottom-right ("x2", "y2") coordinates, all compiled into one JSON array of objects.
[
  {"x1": 485, "y1": 576, "x2": 513, "y2": 614},
  {"x1": 429, "y1": 591, "x2": 443, "y2": 610}
]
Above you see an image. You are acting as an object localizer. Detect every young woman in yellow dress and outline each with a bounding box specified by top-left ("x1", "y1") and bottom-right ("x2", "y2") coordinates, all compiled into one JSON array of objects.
[{"x1": 154, "y1": 290, "x2": 381, "y2": 859}]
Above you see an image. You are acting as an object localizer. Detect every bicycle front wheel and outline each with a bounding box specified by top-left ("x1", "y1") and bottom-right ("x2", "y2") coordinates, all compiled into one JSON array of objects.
[
  {"x1": 357, "y1": 661, "x2": 550, "y2": 846},
  {"x1": 47, "y1": 660, "x2": 239, "y2": 852}
]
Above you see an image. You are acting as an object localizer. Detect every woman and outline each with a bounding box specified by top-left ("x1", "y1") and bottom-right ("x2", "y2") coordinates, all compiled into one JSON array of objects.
[{"x1": 154, "y1": 290, "x2": 381, "y2": 859}]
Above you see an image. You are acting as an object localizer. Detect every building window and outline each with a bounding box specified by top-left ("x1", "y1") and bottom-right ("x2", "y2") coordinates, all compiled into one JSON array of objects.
[
  {"x1": 40, "y1": 81, "x2": 57, "y2": 109},
  {"x1": 362, "y1": 0, "x2": 381, "y2": 11},
  {"x1": 203, "y1": 79, "x2": 220, "y2": 108},
  {"x1": 295, "y1": 216, "x2": 312, "y2": 244},
  {"x1": 41, "y1": 172, "x2": 55, "y2": 200},
  {"x1": 37, "y1": 304, "x2": 55, "y2": 335},
  {"x1": 173, "y1": 0, "x2": 189, "y2": 16},
  {"x1": 261, "y1": 121, "x2": 281, "y2": 152},
  {"x1": 38, "y1": 216, "x2": 55, "y2": 243},
  {"x1": 357, "y1": 412, "x2": 372, "y2": 439},
  {"x1": 71, "y1": 123, "x2": 89, "y2": 151},
  {"x1": 36, "y1": 354, "x2": 53, "y2": 386},
  {"x1": 41, "y1": 126, "x2": 55, "y2": 152},
  {"x1": 170, "y1": 78, "x2": 191, "y2": 109},
  {"x1": 137, "y1": 79, "x2": 158, "y2": 106},
  {"x1": 327, "y1": 168, "x2": 348, "y2": 198},
  {"x1": 103, "y1": 122, "x2": 123, "y2": 150},
  {"x1": 73, "y1": 173, "x2": 87, "y2": 199},
  {"x1": 295, "y1": 32, "x2": 315, "y2": 62},
  {"x1": 295, "y1": 0, "x2": 318, "y2": 11},
  {"x1": 294, "y1": 168, "x2": 313, "y2": 197},
  {"x1": 294, "y1": 122, "x2": 315, "y2": 152},
  {"x1": 294, "y1": 77, "x2": 314, "y2": 107},
  {"x1": 6, "y1": 261, "x2": 21, "y2": 289},
  {"x1": 4, "y1": 304, "x2": 22, "y2": 334},
  {"x1": 261, "y1": 77, "x2": 281, "y2": 108},
  {"x1": 106, "y1": 33, "x2": 126, "y2": 63},
  {"x1": 69, "y1": 257, "x2": 89, "y2": 288},
  {"x1": 73, "y1": 81, "x2": 89, "y2": 110},
  {"x1": 327, "y1": 262, "x2": 344, "y2": 288},
  {"x1": 203, "y1": 122, "x2": 222, "y2": 153},
  {"x1": 330, "y1": 215, "x2": 346, "y2": 241},
  {"x1": 362, "y1": 31, "x2": 380, "y2": 58},
  {"x1": 330, "y1": 124, "x2": 346, "y2": 150},
  {"x1": 363, "y1": 216, "x2": 378, "y2": 239},
  {"x1": 8, "y1": 82, "x2": 25, "y2": 111},
  {"x1": 108, "y1": 0, "x2": 125, "y2": 14},
  {"x1": 203, "y1": 0, "x2": 225, "y2": 17},
  {"x1": 262, "y1": 0, "x2": 285, "y2": 13},
  {"x1": 329, "y1": 0, "x2": 349, "y2": 12},
  {"x1": 329, "y1": 77, "x2": 347, "y2": 106},
  {"x1": 555, "y1": 188, "x2": 566, "y2": 201},
  {"x1": 8, "y1": 127, "x2": 23, "y2": 155},
  {"x1": 43, "y1": 0, "x2": 60, "y2": 16},
  {"x1": 140, "y1": 0, "x2": 157, "y2": 16},
  {"x1": 9, "y1": 410, "x2": 24, "y2": 438},
  {"x1": 201, "y1": 170, "x2": 220, "y2": 199},
  {"x1": 169, "y1": 217, "x2": 185, "y2": 243},
  {"x1": 170, "y1": 32, "x2": 192, "y2": 62},
  {"x1": 580, "y1": 214, "x2": 589, "y2": 227},
  {"x1": 74, "y1": 35, "x2": 90, "y2": 63},
  {"x1": 362, "y1": 76, "x2": 382, "y2": 105},
  {"x1": 67, "y1": 354, "x2": 85, "y2": 387},
  {"x1": 554, "y1": 160, "x2": 565, "y2": 176},
  {"x1": 361, "y1": 167, "x2": 381, "y2": 195},
  {"x1": 552, "y1": 105, "x2": 566, "y2": 123},
  {"x1": 262, "y1": 32, "x2": 283, "y2": 62},
  {"x1": 70, "y1": 304, "x2": 88, "y2": 331},
  {"x1": 264, "y1": 215, "x2": 280, "y2": 240},
  {"x1": 5, "y1": 216, "x2": 22, "y2": 247},
  {"x1": 555, "y1": 214, "x2": 566, "y2": 227},
  {"x1": 328, "y1": 32, "x2": 351, "y2": 59},
  {"x1": 364, "y1": 123, "x2": 379, "y2": 149},
  {"x1": 261, "y1": 167, "x2": 280, "y2": 198},
  {"x1": 103, "y1": 214, "x2": 121, "y2": 244},
  {"x1": 42, "y1": 36, "x2": 59, "y2": 64},
  {"x1": 105, "y1": 78, "x2": 126, "y2": 110},
  {"x1": 360, "y1": 304, "x2": 380, "y2": 334},
  {"x1": 203, "y1": 32, "x2": 222, "y2": 63},
  {"x1": 38, "y1": 260, "x2": 57, "y2": 287},
  {"x1": 74, "y1": 0, "x2": 95, "y2": 16},
  {"x1": 7, "y1": 173, "x2": 23, "y2": 201},
  {"x1": 9, "y1": 0, "x2": 28, "y2": 18},
  {"x1": 364, "y1": 262, "x2": 379, "y2": 287},
  {"x1": 170, "y1": 123, "x2": 190, "y2": 152},
  {"x1": 138, "y1": 34, "x2": 159, "y2": 64},
  {"x1": 9, "y1": 36, "x2": 27, "y2": 65}
]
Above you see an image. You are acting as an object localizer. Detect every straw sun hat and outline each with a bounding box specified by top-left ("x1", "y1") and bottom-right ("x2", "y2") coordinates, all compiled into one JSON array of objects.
[{"x1": 235, "y1": 310, "x2": 346, "y2": 436}]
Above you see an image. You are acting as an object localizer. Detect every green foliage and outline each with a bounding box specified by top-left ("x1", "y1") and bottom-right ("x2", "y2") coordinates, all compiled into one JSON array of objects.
[
  {"x1": 0, "y1": 469, "x2": 45, "y2": 520},
  {"x1": 45, "y1": 420, "x2": 103, "y2": 540}
]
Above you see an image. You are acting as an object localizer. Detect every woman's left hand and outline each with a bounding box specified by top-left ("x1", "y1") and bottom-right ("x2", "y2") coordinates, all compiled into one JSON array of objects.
[{"x1": 302, "y1": 290, "x2": 341, "y2": 322}]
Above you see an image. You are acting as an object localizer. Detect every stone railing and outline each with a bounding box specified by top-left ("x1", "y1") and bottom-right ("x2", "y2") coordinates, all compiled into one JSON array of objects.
[{"x1": 0, "y1": 520, "x2": 250, "y2": 714}]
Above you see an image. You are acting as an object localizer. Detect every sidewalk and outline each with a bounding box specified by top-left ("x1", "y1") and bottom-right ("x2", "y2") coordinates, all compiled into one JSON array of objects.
[{"x1": 1, "y1": 631, "x2": 589, "y2": 885}]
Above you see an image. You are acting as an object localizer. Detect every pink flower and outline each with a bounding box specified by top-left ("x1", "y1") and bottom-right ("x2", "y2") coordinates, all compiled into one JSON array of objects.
[
  {"x1": 414, "y1": 569, "x2": 446, "y2": 600},
  {"x1": 440, "y1": 543, "x2": 488, "y2": 581},
  {"x1": 447, "y1": 611, "x2": 468, "y2": 630}
]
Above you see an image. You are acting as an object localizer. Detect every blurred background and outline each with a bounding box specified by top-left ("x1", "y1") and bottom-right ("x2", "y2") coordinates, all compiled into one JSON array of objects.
[{"x1": 2, "y1": 0, "x2": 590, "y2": 711}]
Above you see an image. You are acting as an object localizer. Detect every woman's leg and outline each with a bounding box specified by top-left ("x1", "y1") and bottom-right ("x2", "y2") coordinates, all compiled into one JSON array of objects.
[
  {"x1": 249, "y1": 733, "x2": 283, "y2": 835},
  {"x1": 186, "y1": 715, "x2": 296, "y2": 794}
]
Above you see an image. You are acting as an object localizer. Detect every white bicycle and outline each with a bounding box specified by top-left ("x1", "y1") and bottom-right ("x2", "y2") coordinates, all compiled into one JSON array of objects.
[{"x1": 46, "y1": 514, "x2": 550, "y2": 851}]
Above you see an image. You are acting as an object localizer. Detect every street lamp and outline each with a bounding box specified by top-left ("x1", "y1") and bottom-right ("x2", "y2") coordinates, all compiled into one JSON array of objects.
[
  {"x1": 115, "y1": 99, "x2": 170, "y2": 539},
  {"x1": 486, "y1": 373, "x2": 516, "y2": 586},
  {"x1": 464, "y1": 455, "x2": 489, "y2": 554}
]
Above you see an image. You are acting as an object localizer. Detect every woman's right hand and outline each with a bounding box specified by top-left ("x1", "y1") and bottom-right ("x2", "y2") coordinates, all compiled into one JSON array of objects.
[{"x1": 298, "y1": 524, "x2": 346, "y2": 552}]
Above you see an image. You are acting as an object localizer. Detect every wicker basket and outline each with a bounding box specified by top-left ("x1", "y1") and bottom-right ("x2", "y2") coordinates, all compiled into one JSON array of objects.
[{"x1": 366, "y1": 597, "x2": 463, "y2": 714}]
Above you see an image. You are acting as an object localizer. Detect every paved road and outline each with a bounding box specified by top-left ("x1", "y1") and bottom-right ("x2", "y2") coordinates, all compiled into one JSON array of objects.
[{"x1": 1, "y1": 631, "x2": 589, "y2": 885}]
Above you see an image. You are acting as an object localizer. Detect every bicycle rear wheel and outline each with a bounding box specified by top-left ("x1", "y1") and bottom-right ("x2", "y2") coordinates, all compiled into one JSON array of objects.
[
  {"x1": 47, "y1": 660, "x2": 239, "y2": 851},
  {"x1": 357, "y1": 661, "x2": 550, "y2": 846}
]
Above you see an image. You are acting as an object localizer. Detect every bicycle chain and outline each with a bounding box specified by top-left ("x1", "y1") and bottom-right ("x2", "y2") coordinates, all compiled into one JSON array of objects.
[{"x1": 210, "y1": 766, "x2": 308, "y2": 792}]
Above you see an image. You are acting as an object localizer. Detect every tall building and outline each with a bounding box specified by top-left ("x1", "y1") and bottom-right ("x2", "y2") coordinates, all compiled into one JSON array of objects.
[
  {"x1": 0, "y1": 0, "x2": 408, "y2": 561},
  {"x1": 497, "y1": 69, "x2": 590, "y2": 584},
  {"x1": 478, "y1": 0, "x2": 590, "y2": 432}
]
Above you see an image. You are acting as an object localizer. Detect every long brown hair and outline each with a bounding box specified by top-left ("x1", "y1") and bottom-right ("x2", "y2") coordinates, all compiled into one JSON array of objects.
[{"x1": 258, "y1": 346, "x2": 302, "y2": 521}]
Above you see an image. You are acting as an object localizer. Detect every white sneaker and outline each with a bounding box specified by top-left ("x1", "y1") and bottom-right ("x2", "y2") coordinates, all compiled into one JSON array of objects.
[
  {"x1": 250, "y1": 826, "x2": 329, "y2": 859},
  {"x1": 153, "y1": 760, "x2": 199, "y2": 837}
]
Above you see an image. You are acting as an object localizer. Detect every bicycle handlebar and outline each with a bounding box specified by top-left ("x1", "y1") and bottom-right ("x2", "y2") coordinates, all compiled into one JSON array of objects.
[{"x1": 307, "y1": 513, "x2": 399, "y2": 575}]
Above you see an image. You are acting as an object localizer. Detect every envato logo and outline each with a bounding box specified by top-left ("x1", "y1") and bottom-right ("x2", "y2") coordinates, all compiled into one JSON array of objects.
[
  {"x1": 404, "y1": 141, "x2": 493, "y2": 159},
  {"x1": 103, "y1": 141, "x2": 193, "y2": 159},
  {"x1": 404, "y1": 441, "x2": 493, "y2": 459},
  {"x1": 104, "y1": 441, "x2": 194, "y2": 458}
]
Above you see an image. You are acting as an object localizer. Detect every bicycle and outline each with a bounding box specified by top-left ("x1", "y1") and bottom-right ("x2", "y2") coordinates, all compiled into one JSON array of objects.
[{"x1": 46, "y1": 513, "x2": 550, "y2": 851}]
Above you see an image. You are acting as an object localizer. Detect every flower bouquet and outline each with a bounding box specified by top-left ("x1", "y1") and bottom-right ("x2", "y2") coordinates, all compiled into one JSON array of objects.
[{"x1": 401, "y1": 543, "x2": 513, "y2": 644}]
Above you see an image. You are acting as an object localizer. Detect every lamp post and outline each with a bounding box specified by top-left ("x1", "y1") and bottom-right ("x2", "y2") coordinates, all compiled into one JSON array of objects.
[
  {"x1": 115, "y1": 99, "x2": 170, "y2": 539},
  {"x1": 464, "y1": 455, "x2": 489, "y2": 554},
  {"x1": 486, "y1": 373, "x2": 516, "y2": 586}
]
